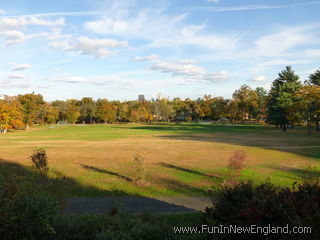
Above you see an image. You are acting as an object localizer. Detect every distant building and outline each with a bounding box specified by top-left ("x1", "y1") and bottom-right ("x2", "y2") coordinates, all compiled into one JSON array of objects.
[
  {"x1": 138, "y1": 95, "x2": 145, "y2": 102},
  {"x1": 0, "y1": 95, "x2": 5, "y2": 100}
]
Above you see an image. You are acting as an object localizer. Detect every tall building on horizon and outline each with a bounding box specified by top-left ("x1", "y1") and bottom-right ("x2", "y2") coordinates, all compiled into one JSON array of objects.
[{"x1": 138, "y1": 95, "x2": 145, "y2": 102}]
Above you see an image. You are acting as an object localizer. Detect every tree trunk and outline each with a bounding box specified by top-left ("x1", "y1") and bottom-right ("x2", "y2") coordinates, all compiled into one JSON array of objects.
[
  {"x1": 316, "y1": 120, "x2": 320, "y2": 132},
  {"x1": 26, "y1": 124, "x2": 29, "y2": 131},
  {"x1": 307, "y1": 120, "x2": 312, "y2": 134},
  {"x1": 282, "y1": 124, "x2": 286, "y2": 132}
]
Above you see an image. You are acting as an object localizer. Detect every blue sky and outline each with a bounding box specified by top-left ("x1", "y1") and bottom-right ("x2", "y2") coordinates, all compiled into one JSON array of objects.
[{"x1": 0, "y1": 0, "x2": 320, "y2": 101}]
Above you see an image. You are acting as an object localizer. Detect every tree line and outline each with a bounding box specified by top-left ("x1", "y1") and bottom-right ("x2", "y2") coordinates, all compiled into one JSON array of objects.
[{"x1": 1, "y1": 66, "x2": 319, "y2": 133}]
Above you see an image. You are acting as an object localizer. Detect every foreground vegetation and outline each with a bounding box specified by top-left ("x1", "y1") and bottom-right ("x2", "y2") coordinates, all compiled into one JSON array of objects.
[{"x1": 1, "y1": 177, "x2": 319, "y2": 240}]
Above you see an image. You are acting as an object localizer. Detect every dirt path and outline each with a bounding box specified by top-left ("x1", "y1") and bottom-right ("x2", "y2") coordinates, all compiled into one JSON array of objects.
[{"x1": 64, "y1": 196, "x2": 212, "y2": 215}]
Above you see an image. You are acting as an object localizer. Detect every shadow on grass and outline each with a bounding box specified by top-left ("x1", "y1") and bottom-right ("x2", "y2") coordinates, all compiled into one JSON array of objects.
[
  {"x1": 156, "y1": 133, "x2": 320, "y2": 160},
  {"x1": 265, "y1": 165, "x2": 320, "y2": 181},
  {"x1": 0, "y1": 159, "x2": 128, "y2": 198},
  {"x1": 80, "y1": 164, "x2": 132, "y2": 182},
  {"x1": 156, "y1": 162, "x2": 221, "y2": 182},
  {"x1": 115, "y1": 123, "x2": 268, "y2": 135},
  {"x1": 148, "y1": 176, "x2": 206, "y2": 195},
  {"x1": 0, "y1": 159, "x2": 201, "y2": 214}
]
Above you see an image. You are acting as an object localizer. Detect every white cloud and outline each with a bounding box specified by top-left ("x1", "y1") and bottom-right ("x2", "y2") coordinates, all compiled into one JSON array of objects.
[
  {"x1": 8, "y1": 73, "x2": 25, "y2": 79},
  {"x1": 62, "y1": 77, "x2": 88, "y2": 83},
  {"x1": 0, "y1": 30, "x2": 29, "y2": 44},
  {"x1": 176, "y1": 59, "x2": 198, "y2": 64},
  {"x1": 11, "y1": 63, "x2": 31, "y2": 71},
  {"x1": 49, "y1": 36, "x2": 128, "y2": 58},
  {"x1": 150, "y1": 61, "x2": 206, "y2": 76},
  {"x1": 84, "y1": 10, "x2": 237, "y2": 51},
  {"x1": 134, "y1": 55, "x2": 229, "y2": 83},
  {"x1": 0, "y1": 16, "x2": 65, "y2": 44},
  {"x1": 0, "y1": 9, "x2": 6, "y2": 15},
  {"x1": 0, "y1": 17, "x2": 64, "y2": 30},
  {"x1": 254, "y1": 25, "x2": 319, "y2": 56},
  {"x1": 132, "y1": 54, "x2": 159, "y2": 61},
  {"x1": 249, "y1": 76, "x2": 268, "y2": 82},
  {"x1": 0, "y1": 80, "x2": 30, "y2": 88},
  {"x1": 196, "y1": 2, "x2": 320, "y2": 12}
]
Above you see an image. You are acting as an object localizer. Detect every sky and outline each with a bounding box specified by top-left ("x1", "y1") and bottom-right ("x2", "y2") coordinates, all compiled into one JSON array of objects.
[{"x1": 0, "y1": 0, "x2": 320, "y2": 101}]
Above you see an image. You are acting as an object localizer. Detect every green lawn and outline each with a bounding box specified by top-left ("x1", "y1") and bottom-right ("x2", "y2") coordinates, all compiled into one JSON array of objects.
[{"x1": 0, "y1": 123, "x2": 319, "y2": 198}]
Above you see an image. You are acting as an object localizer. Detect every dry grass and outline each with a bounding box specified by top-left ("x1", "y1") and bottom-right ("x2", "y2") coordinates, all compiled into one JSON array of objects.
[{"x1": 0, "y1": 124, "x2": 319, "y2": 197}]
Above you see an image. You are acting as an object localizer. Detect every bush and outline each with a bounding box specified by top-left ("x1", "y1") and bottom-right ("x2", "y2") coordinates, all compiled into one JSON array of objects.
[
  {"x1": 52, "y1": 212, "x2": 175, "y2": 240},
  {"x1": 0, "y1": 180, "x2": 59, "y2": 240},
  {"x1": 133, "y1": 155, "x2": 147, "y2": 186},
  {"x1": 205, "y1": 180, "x2": 320, "y2": 239},
  {"x1": 30, "y1": 148, "x2": 49, "y2": 174},
  {"x1": 228, "y1": 150, "x2": 245, "y2": 170}
]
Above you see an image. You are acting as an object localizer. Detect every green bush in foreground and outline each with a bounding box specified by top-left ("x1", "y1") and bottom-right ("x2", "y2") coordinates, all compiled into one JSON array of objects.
[
  {"x1": 0, "y1": 181, "x2": 59, "y2": 240},
  {"x1": 205, "y1": 180, "x2": 320, "y2": 239}
]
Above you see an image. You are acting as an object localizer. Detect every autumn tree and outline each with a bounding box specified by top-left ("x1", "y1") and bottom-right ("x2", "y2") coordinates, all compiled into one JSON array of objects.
[
  {"x1": 66, "y1": 100, "x2": 80, "y2": 124},
  {"x1": 232, "y1": 85, "x2": 258, "y2": 122},
  {"x1": 78, "y1": 97, "x2": 96, "y2": 124},
  {"x1": 115, "y1": 101, "x2": 130, "y2": 122},
  {"x1": 96, "y1": 99, "x2": 117, "y2": 123},
  {"x1": 172, "y1": 97, "x2": 186, "y2": 121},
  {"x1": 0, "y1": 96, "x2": 23, "y2": 133},
  {"x1": 17, "y1": 93, "x2": 45, "y2": 130},
  {"x1": 153, "y1": 95, "x2": 175, "y2": 122},
  {"x1": 210, "y1": 97, "x2": 228, "y2": 120},
  {"x1": 267, "y1": 66, "x2": 302, "y2": 131},
  {"x1": 254, "y1": 87, "x2": 267, "y2": 122},
  {"x1": 37, "y1": 104, "x2": 59, "y2": 124},
  {"x1": 295, "y1": 85, "x2": 320, "y2": 133}
]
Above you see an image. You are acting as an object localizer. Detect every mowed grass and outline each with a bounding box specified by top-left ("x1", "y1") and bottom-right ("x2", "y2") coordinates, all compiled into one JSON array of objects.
[{"x1": 0, "y1": 123, "x2": 319, "y2": 198}]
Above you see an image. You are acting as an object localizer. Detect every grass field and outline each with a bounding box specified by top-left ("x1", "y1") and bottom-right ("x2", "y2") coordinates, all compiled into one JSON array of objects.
[{"x1": 0, "y1": 123, "x2": 319, "y2": 198}]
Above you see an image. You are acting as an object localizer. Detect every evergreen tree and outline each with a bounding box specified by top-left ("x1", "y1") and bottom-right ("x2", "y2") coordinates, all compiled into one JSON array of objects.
[
  {"x1": 267, "y1": 66, "x2": 301, "y2": 131},
  {"x1": 306, "y1": 68, "x2": 320, "y2": 86}
]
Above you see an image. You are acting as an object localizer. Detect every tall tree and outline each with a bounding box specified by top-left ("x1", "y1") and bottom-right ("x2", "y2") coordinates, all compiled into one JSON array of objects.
[
  {"x1": 37, "y1": 104, "x2": 59, "y2": 124},
  {"x1": 17, "y1": 93, "x2": 45, "y2": 130},
  {"x1": 255, "y1": 87, "x2": 267, "y2": 122},
  {"x1": 0, "y1": 96, "x2": 23, "y2": 133},
  {"x1": 96, "y1": 99, "x2": 117, "y2": 123},
  {"x1": 267, "y1": 66, "x2": 302, "y2": 131},
  {"x1": 66, "y1": 100, "x2": 80, "y2": 124},
  {"x1": 306, "y1": 68, "x2": 320, "y2": 86},
  {"x1": 78, "y1": 97, "x2": 96, "y2": 124},
  {"x1": 296, "y1": 85, "x2": 320, "y2": 133},
  {"x1": 232, "y1": 85, "x2": 258, "y2": 121}
]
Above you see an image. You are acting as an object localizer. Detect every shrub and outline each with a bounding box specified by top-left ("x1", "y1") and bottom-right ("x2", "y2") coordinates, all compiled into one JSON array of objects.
[
  {"x1": 228, "y1": 150, "x2": 245, "y2": 170},
  {"x1": 0, "y1": 180, "x2": 59, "y2": 240},
  {"x1": 205, "y1": 180, "x2": 320, "y2": 239},
  {"x1": 133, "y1": 155, "x2": 147, "y2": 185},
  {"x1": 30, "y1": 147, "x2": 49, "y2": 174},
  {"x1": 52, "y1": 212, "x2": 175, "y2": 240}
]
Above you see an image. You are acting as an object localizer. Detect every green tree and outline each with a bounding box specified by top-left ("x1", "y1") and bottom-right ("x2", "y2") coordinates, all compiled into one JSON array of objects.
[
  {"x1": 65, "y1": 100, "x2": 80, "y2": 124},
  {"x1": 232, "y1": 85, "x2": 258, "y2": 122},
  {"x1": 96, "y1": 99, "x2": 117, "y2": 123},
  {"x1": 17, "y1": 93, "x2": 45, "y2": 130},
  {"x1": 78, "y1": 97, "x2": 96, "y2": 124},
  {"x1": 255, "y1": 87, "x2": 267, "y2": 122},
  {"x1": 306, "y1": 68, "x2": 320, "y2": 86},
  {"x1": 295, "y1": 85, "x2": 320, "y2": 133},
  {"x1": 267, "y1": 66, "x2": 302, "y2": 131},
  {"x1": 37, "y1": 104, "x2": 59, "y2": 124}
]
